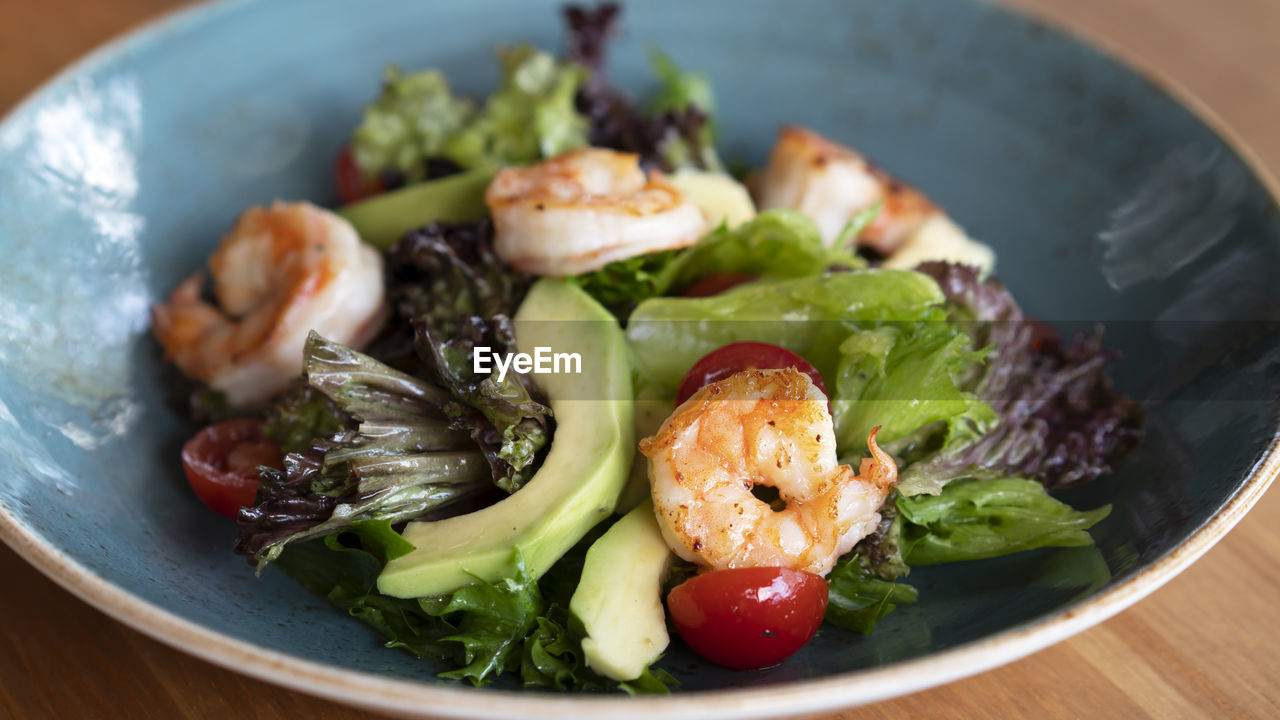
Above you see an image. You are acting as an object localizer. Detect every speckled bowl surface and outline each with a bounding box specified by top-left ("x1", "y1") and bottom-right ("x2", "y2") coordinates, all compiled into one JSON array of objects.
[{"x1": 1, "y1": 0, "x2": 1278, "y2": 717}]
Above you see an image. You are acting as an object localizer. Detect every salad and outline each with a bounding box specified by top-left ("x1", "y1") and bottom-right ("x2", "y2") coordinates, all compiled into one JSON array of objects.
[{"x1": 152, "y1": 3, "x2": 1142, "y2": 693}]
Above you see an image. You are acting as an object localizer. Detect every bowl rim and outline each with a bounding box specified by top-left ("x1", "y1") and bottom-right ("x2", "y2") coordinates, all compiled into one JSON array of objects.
[{"x1": 1, "y1": 0, "x2": 1278, "y2": 717}]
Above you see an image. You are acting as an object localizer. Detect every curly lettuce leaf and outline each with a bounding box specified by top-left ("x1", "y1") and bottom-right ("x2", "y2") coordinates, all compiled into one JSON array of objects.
[
  {"x1": 565, "y1": 6, "x2": 719, "y2": 172},
  {"x1": 908, "y1": 263, "x2": 1144, "y2": 491},
  {"x1": 897, "y1": 477, "x2": 1110, "y2": 565},
  {"x1": 444, "y1": 45, "x2": 589, "y2": 170},
  {"x1": 385, "y1": 221, "x2": 552, "y2": 492},
  {"x1": 825, "y1": 553, "x2": 918, "y2": 635},
  {"x1": 274, "y1": 533, "x2": 673, "y2": 691},
  {"x1": 573, "y1": 209, "x2": 861, "y2": 314},
  {"x1": 644, "y1": 49, "x2": 721, "y2": 171},
  {"x1": 572, "y1": 249, "x2": 682, "y2": 318},
  {"x1": 850, "y1": 497, "x2": 910, "y2": 580},
  {"x1": 351, "y1": 66, "x2": 476, "y2": 183},
  {"x1": 262, "y1": 381, "x2": 354, "y2": 454},
  {"x1": 669, "y1": 210, "x2": 861, "y2": 289},
  {"x1": 831, "y1": 314, "x2": 993, "y2": 454},
  {"x1": 645, "y1": 49, "x2": 714, "y2": 119},
  {"x1": 350, "y1": 45, "x2": 589, "y2": 182},
  {"x1": 235, "y1": 333, "x2": 491, "y2": 566},
  {"x1": 419, "y1": 553, "x2": 545, "y2": 685}
]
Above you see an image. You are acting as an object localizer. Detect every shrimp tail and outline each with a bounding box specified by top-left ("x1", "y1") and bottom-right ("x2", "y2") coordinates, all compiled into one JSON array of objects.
[{"x1": 858, "y1": 426, "x2": 898, "y2": 491}]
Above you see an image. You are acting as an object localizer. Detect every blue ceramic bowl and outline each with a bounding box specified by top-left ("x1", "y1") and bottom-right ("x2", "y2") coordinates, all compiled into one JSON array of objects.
[{"x1": 1, "y1": 0, "x2": 1277, "y2": 717}]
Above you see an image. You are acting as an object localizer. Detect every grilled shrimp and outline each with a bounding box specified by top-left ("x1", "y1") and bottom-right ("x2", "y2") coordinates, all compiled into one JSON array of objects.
[
  {"x1": 484, "y1": 147, "x2": 706, "y2": 275},
  {"x1": 152, "y1": 202, "x2": 386, "y2": 408},
  {"x1": 639, "y1": 367, "x2": 898, "y2": 576},
  {"x1": 753, "y1": 125, "x2": 942, "y2": 255}
]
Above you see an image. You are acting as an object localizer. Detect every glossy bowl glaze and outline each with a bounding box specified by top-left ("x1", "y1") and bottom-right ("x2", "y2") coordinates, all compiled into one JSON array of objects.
[{"x1": 1, "y1": 0, "x2": 1277, "y2": 717}]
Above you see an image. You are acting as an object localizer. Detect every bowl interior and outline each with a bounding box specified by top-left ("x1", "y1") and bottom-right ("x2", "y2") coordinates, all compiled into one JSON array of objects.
[{"x1": 1, "y1": 0, "x2": 1278, "y2": 695}]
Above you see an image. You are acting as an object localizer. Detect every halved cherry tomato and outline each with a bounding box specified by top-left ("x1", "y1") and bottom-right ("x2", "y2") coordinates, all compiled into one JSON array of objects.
[
  {"x1": 675, "y1": 341, "x2": 828, "y2": 406},
  {"x1": 334, "y1": 144, "x2": 383, "y2": 205},
  {"x1": 667, "y1": 567, "x2": 828, "y2": 670},
  {"x1": 181, "y1": 418, "x2": 282, "y2": 519},
  {"x1": 682, "y1": 272, "x2": 757, "y2": 298}
]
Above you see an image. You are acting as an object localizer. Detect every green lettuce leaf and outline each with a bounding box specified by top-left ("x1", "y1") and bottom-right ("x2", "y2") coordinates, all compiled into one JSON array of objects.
[
  {"x1": 897, "y1": 477, "x2": 1111, "y2": 565},
  {"x1": 444, "y1": 45, "x2": 589, "y2": 170},
  {"x1": 645, "y1": 49, "x2": 715, "y2": 119},
  {"x1": 273, "y1": 532, "x2": 674, "y2": 691},
  {"x1": 667, "y1": 210, "x2": 861, "y2": 290},
  {"x1": 573, "y1": 249, "x2": 682, "y2": 317},
  {"x1": 626, "y1": 268, "x2": 946, "y2": 400},
  {"x1": 573, "y1": 209, "x2": 861, "y2": 315},
  {"x1": 824, "y1": 553, "x2": 918, "y2": 635},
  {"x1": 351, "y1": 66, "x2": 476, "y2": 183},
  {"x1": 350, "y1": 46, "x2": 590, "y2": 182},
  {"x1": 645, "y1": 49, "x2": 721, "y2": 171},
  {"x1": 831, "y1": 315, "x2": 993, "y2": 463},
  {"x1": 420, "y1": 553, "x2": 545, "y2": 685}
]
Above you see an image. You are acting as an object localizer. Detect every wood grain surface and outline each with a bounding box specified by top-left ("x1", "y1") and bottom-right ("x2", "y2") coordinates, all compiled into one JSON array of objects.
[{"x1": 1, "y1": 0, "x2": 1278, "y2": 718}]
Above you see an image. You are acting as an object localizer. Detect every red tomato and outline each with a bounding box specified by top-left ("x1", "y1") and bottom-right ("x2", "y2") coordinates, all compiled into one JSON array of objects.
[
  {"x1": 1027, "y1": 317, "x2": 1062, "y2": 354},
  {"x1": 181, "y1": 419, "x2": 282, "y2": 519},
  {"x1": 675, "y1": 341, "x2": 829, "y2": 406},
  {"x1": 333, "y1": 144, "x2": 383, "y2": 205},
  {"x1": 682, "y1": 272, "x2": 757, "y2": 298},
  {"x1": 667, "y1": 567, "x2": 828, "y2": 670}
]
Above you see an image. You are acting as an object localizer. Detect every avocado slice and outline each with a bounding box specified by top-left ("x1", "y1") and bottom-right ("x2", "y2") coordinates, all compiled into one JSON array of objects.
[
  {"x1": 615, "y1": 380, "x2": 672, "y2": 514},
  {"x1": 570, "y1": 500, "x2": 675, "y2": 682},
  {"x1": 337, "y1": 168, "x2": 493, "y2": 250},
  {"x1": 377, "y1": 279, "x2": 634, "y2": 598},
  {"x1": 668, "y1": 168, "x2": 757, "y2": 229}
]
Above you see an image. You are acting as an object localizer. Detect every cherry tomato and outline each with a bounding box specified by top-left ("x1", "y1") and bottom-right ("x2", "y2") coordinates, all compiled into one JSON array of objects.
[
  {"x1": 333, "y1": 144, "x2": 383, "y2": 205},
  {"x1": 682, "y1": 272, "x2": 757, "y2": 298},
  {"x1": 675, "y1": 341, "x2": 829, "y2": 406},
  {"x1": 1027, "y1": 317, "x2": 1061, "y2": 354},
  {"x1": 667, "y1": 567, "x2": 828, "y2": 670},
  {"x1": 181, "y1": 418, "x2": 282, "y2": 519}
]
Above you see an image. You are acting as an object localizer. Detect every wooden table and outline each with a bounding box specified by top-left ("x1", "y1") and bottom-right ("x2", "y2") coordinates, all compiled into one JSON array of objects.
[{"x1": 2, "y1": 1, "x2": 1278, "y2": 717}]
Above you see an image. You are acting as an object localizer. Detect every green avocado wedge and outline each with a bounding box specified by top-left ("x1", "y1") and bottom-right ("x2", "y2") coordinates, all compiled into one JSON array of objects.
[
  {"x1": 377, "y1": 279, "x2": 634, "y2": 598},
  {"x1": 337, "y1": 168, "x2": 493, "y2": 250},
  {"x1": 570, "y1": 500, "x2": 675, "y2": 682}
]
